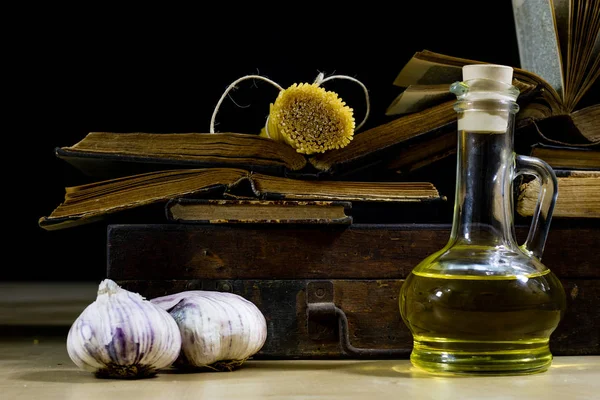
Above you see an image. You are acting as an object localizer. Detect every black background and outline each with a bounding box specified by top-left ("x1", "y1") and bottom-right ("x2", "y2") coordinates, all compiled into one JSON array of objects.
[{"x1": 10, "y1": 3, "x2": 589, "y2": 282}]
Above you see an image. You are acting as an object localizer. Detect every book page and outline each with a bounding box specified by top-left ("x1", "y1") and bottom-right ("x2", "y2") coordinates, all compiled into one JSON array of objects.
[
  {"x1": 385, "y1": 84, "x2": 453, "y2": 116},
  {"x1": 570, "y1": 104, "x2": 600, "y2": 143},
  {"x1": 567, "y1": 1, "x2": 600, "y2": 109},
  {"x1": 551, "y1": 0, "x2": 571, "y2": 67},
  {"x1": 512, "y1": 0, "x2": 564, "y2": 99},
  {"x1": 392, "y1": 57, "x2": 464, "y2": 87},
  {"x1": 592, "y1": 32, "x2": 600, "y2": 63}
]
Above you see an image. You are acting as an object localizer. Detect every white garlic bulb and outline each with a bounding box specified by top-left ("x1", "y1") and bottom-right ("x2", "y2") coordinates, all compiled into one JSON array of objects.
[
  {"x1": 151, "y1": 291, "x2": 267, "y2": 371},
  {"x1": 67, "y1": 279, "x2": 182, "y2": 379}
]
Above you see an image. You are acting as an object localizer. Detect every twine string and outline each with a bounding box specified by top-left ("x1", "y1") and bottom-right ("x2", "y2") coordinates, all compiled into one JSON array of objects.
[
  {"x1": 210, "y1": 75, "x2": 283, "y2": 134},
  {"x1": 264, "y1": 115, "x2": 272, "y2": 139},
  {"x1": 211, "y1": 73, "x2": 370, "y2": 136},
  {"x1": 314, "y1": 73, "x2": 371, "y2": 131}
]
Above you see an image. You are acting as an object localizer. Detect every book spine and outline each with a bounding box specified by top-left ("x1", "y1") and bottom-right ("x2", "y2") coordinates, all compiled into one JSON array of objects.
[{"x1": 164, "y1": 199, "x2": 353, "y2": 225}]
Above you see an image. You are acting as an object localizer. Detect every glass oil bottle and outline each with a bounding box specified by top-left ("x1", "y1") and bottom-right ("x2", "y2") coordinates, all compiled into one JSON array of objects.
[{"x1": 399, "y1": 65, "x2": 566, "y2": 375}]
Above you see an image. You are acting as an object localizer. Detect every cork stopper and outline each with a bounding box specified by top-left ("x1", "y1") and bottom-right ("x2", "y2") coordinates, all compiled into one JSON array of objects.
[
  {"x1": 463, "y1": 64, "x2": 513, "y2": 85},
  {"x1": 457, "y1": 64, "x2": 516, "y2": 133}
]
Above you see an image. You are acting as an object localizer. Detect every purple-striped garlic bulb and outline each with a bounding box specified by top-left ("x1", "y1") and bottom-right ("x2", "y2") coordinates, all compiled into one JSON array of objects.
[
  {"x1": 66, "y1": 279, "x2": 182, "y2": 379},
  {"x1": 151, "y1": 291, "x2": 267, "y2": 371}
]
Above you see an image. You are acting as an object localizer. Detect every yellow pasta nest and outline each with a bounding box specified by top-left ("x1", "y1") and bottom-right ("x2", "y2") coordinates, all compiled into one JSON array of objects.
[{"x1": 260, "y1": 82, "x2": 355, "y2": 155}]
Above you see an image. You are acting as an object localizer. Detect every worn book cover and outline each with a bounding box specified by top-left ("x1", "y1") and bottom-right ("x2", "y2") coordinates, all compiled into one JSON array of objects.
[
  {"x1": 39, "y1": 168, "x2": 443, "y2": 230},
  {"x1": 165, "y1": 198, "x2": 353, "y2": 225}
]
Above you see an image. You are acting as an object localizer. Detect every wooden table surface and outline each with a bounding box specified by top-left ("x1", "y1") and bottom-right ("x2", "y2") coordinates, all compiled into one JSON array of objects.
[{"x1": 1, "y1": 337, "x2": 598, "y2": 400}]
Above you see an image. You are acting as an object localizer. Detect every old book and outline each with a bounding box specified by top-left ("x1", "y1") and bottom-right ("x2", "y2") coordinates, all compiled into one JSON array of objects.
[
  {"x1": 386, "y1": 49, "x2": 599, "y2": 146},
  {"x1": 56, "y1": 104, "x2": 462, "y2": 180},
  {"x1": 530, "y1": 144, "x2": 600, "y2": 170},
  {"x1": 387, "y1": 50, "x2": 556, "y2": 116},
  {"x1": 246, "y1": 173, "x2": 440, "y2": 202},
  {"x1": 517, "y1": 170, "x2": 600, "y2": 218},
  {"x1": 166, "y1": 198, "x2": 353, "y2": 225},
  {"x1": 39, "y1": 168, "x2": 442, "y2": 230},
  {"x1": 512, "y1": 0, "x2": 599, "y2": 112},
  {"x1": 106, "y1": 223, "x2": 600, "y2": 357},
  {"x1": 56, "y1": 132, "x2": 309, "y2": 179},
  {"x1": 39, "y1": 168, "x2": 249, "y2": 230}
]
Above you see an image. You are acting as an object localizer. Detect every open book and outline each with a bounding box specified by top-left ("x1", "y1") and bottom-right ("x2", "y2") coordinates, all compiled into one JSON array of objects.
[
  {"x1": 386, "y1": 49, "x2": 598, "y2": 146},
  {"x1": 39, "y1": 168, "x2": 443, "y2": 230},
  {"x1": 55, "y1": 99, "x2": 464, "y2": 179},
  {"x1": 55, "y1": 132, "x2": 308, "y2": 179},
  {"x1": 512, "y1": 0, "x2": 599, "y2": 115},
  {"x1": 387, "y1": 0, "x2": 599, "y2": 146}
]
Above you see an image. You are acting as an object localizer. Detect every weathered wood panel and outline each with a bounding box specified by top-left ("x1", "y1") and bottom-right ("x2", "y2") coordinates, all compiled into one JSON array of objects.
[
  {"x1": 108, "y1": 223, "x2": 600, "y2": 280},
  {"x1": 117, "y1": 278, "x2": 599, "y2": 358}
]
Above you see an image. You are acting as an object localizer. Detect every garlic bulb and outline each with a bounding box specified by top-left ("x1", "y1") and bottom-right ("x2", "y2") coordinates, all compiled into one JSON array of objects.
[
  {"x1": 67, "y1": 279, "x2": 182, "y2": 379},
  {"x1": 151, "y1": 291, "x2": 267, "y2": 371}
]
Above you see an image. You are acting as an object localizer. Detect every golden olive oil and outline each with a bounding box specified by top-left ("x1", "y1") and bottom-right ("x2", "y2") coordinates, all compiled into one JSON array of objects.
[{"x1": 400, "y1": 269, "x2": 566, "y2": 375}]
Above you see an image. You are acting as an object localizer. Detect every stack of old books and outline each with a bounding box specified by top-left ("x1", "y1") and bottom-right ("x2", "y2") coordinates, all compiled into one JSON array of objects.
[
  {"x1": 40, "y1": 45, "x2": 598, "y2": 230},
  {"x1": 38, "y1": 130, "x2": 449, "y2": 230},
  {"x1": 40, "y1": 2, "x2": 598, "y2": 358}
]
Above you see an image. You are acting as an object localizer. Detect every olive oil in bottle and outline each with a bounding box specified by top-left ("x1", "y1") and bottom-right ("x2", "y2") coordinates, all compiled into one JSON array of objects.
[{"x1": 400, "y1": 269, "x2": 566, "y2": 374}]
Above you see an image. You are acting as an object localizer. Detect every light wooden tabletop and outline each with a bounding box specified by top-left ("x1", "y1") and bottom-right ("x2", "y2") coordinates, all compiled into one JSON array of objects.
[{"x1": 1, "y1": 337, "x2": 598, "y2": 400}]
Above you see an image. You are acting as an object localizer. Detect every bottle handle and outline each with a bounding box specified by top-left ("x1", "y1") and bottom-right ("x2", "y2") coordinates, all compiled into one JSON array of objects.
[{"x1": 514, "y1": 155, "x2": 558, "y2": 260}]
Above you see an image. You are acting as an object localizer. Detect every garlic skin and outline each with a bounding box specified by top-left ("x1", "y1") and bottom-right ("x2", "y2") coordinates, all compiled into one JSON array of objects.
[
  {"x1": 151, "y1": 291, "x2": 267, "y2": 371},
  {"x1": 67, "y1": 279, "x2": 182, "y2": 379}
]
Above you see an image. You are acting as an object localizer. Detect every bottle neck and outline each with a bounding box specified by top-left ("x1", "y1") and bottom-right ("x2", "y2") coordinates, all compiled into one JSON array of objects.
[{"x1": 450, "y1": 124, "x2": 516, "y2": 247}]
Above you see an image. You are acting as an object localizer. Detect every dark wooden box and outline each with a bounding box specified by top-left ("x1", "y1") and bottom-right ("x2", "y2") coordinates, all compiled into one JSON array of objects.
[{"x1": 107, "y1": 222, "x2": 600, "y2": 358}]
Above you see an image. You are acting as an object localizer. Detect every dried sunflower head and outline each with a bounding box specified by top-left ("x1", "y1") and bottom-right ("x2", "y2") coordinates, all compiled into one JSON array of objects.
[{"x1": 260, "y1": 82, "x2": 355, "y2": 155}]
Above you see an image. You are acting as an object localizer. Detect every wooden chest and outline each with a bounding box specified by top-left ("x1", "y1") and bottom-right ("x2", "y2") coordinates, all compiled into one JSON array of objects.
[{"x1": 107, "y1": 222, "x2": 599, "y2": 358}]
